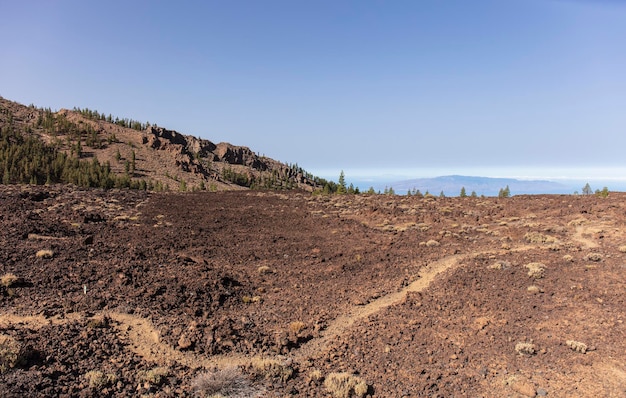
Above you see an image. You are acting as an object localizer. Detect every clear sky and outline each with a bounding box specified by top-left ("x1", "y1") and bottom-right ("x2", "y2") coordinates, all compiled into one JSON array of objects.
[{"x1": 1, "y1": 0, "x2": 625, "y2": 182}]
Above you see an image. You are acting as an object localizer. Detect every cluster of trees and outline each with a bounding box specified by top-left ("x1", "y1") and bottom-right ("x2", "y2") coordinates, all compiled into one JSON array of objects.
[
  {"x1": 315, "y1": 171, "x2": 360, "y2": 195},
  {"x1": 459, "y1": 187, "x2": 478, "y2": 197},
  {"x1": 498, "y1": 185, "x2": 511, "y2": 198},
  {"x1": 73, "y1": 107, "x2": 151, "y2": 131},
  {"x1": 581, "y1": 183, "x2": 609, "y2": 197},
  {"x1": 0, "y1": 120, "x2": 158, "y2": 190}
]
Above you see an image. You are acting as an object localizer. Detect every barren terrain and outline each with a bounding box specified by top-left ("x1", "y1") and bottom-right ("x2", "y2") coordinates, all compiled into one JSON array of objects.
[{"x1": 1, "y1": 186, "x2": 625, "y2": 397}]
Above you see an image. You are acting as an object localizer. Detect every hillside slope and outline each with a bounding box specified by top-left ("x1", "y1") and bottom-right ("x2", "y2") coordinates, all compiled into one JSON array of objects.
[{"x1": 0, "y1": 96, "x2": 320, "y2": 191}]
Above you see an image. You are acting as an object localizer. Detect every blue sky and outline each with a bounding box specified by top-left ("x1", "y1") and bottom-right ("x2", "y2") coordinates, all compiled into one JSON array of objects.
[{"x1": 1, "y1": 0, "x2": 625, "y2": 182}]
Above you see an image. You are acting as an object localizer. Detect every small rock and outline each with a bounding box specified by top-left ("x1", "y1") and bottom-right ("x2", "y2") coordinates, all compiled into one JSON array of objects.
[
  {"x1": 536, "y1": 387, "x2": 548, "y2": 396},
  {"x1": 177, "y1": 334, "x2": 192, "y2": 350}
]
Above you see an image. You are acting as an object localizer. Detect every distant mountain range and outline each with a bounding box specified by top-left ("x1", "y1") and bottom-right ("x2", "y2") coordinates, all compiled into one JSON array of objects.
[{"x1": 388, "y1": 175, "x2": 574, "y2": 196}]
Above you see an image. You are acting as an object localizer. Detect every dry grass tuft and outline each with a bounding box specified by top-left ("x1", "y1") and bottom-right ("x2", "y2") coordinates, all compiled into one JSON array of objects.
[
  {"x1": 288, "y1": 321, "x2": 306, "y2": 335},
  {"x1": 566, "y1": 340, "x2": 588, "y2": 354},
  {"x1": 142, "y1": 366, "x2": 169, "y2": 386},
  {"x1": 1, "y1": 273, "x2": 19, "y2": 288},
  {"x1": 35, "y1": 249, "x2": 54, "y2": 259},
  {"x1": 308, "y1": 368, "x2": 323, "y2": 384},
  {"x1": 250, "y1": 357, "x2": 293, "y2": 382},
  {"x1": 488, "y1": 260, "x2": 511, "y2": 270},
  {"x1": 425, "y1": 240, "x2": 440, "y2": 247},
  {"x1": 515, "y1": 342, "x2": 536, "y2": 356},
  {"x1": 524, "y1": 232, "x2": 556, "y2": 244},
  {"x1": 323, "y1": 372, "x2": 369, "y2": 398},
  {"x1": 618, "y1": 245, "x2": 626, "y2": 253},
  {"x1": 191, "y1": 366, "x2": 261, "y2": 398},
  {"x1": 0, "y1": 334, "x2": 26, "y2": 373},
  {"x1": 84, "y1": 370, "x2": 117, "y2": 389},
  {"x1": 584, "y1": 253, "x2": 603, "y2": 262},
  {"x1": 524, "y1": 263, "x2": 546, "y2": 279},
  {"x1": 257, "y1": 265, "x2": 273, "y2": 275},
  {"x1": 562, "y1": 254, "x2": 574, "y2": 262}
]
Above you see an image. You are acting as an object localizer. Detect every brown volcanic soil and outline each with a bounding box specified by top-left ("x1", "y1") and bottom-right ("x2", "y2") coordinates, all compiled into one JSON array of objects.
[{"x1": 1, "y1": 186, "x2": 625, "y2": 397}]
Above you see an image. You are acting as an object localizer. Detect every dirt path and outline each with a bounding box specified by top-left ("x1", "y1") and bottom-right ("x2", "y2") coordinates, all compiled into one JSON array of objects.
[
  {"x1": 0, "y1": 312, "x2": 82, "y2": 329},
  {"x1": 108, "y1": 313, "x2": 250, "y2": 370},
  {"x1": 293, "y1": 254, "x2": 464, "y2": 362},
  {"x1": 0, "y1": 238, "x2": 581, "y2": 372},
  {"x1": 0, "y1": 246, "x2": 535, "y2": 370}
]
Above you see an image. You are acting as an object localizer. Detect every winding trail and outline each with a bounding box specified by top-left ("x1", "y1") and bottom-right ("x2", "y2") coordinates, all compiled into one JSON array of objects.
[
  {"x1": 293, "y1": 254, "x2": 463, "y2": 362},
  {"x1": 0, "y1": 243, "x2": 552, "y2": 370}
]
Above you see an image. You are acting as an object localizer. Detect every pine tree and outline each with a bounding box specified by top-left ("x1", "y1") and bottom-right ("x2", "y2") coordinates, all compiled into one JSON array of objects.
[
  {"x1": 459, "y1": 187, "x2": 467, "y2": 197},
  {"x1": 337, "y1": 170, "x2": 347, "y2": 194}
]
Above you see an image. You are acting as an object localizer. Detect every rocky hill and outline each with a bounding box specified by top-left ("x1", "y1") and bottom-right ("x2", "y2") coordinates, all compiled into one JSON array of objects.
[{"x1": 0, "y1": 96, "x2": 321, "y2": 191}]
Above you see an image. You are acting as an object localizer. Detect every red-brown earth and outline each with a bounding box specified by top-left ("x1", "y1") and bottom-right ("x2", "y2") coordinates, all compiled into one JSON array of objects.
[{"x1": 1, "y1": 185, "x2": 625, "y2": 397}]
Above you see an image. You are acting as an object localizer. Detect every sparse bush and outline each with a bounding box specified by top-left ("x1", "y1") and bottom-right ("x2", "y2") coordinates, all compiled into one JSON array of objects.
[
  {"x1": 84, "y1": 370, "x2": 117, "y2": 389},
  {"x1": 0, "y1": 273, "x2": 18, "y2": 288},
  {"x1": 191, "y1": 367, "x2": 260, "y2": 398},
  {"x1": 242, "y1": 295, "x2": 261, "y2": 304},
  {"x1": 308, "y1": 368, "x2": 323, "y2": 383},
  {"x1": 142, "y1": 366, "x2": 169, "y2": 386},
  {"x1": 515, "y1": 342, "x2": 536, "y2": 356},
  {"x1": 324, "y1": 372, "x2": 368, "y2": 398},
  {"x1": 584, "y1": 253, "x2": 603, "y2": 262},
  {"x1": 488, "y1": 260, "x2": 511, "y2": 270},
  {"x1": 87, "y1": 314, "x2": 111, "y2": 329},
  {"x1": 524, "y1": 262, "x2": 546, "y2": 279},
  {"x1": 35, "y1": 249, "x2": 54, "y2": 259},
  {"x1": 250, "y1": 357, "x2": 293, "y2": 382},
  {"x1": 524, "y1": 232, "x2": 556, "y2": 244},
  {"x1": 257, "y1": 266, "x2": 272, "y2": 275},
  {"x1": 566, "y1": 340, "x2": 588, "y2": 353},
  {"x1": 0, "y1": 334, "x2": 26, "y2": 373},
  {"x1": 563, "y1": 254, "x2": 574, "y2": 262},
  {"x1": 289, "y1": 321, "x2": 306, "y2": 335}
]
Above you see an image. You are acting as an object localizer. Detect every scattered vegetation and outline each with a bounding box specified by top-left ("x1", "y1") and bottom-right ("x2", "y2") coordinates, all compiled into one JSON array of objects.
[
  {"x1": 524, "y1": 232, "x2": 557, "y2": 244},
  {"x1": 566, "y1": 340, "x2": 588, "y2": 354},
  {"x1": 498, "y1": 185, "x2": 511, "y2": 198},
  {"x1": 0, "y1": 121, "x2": 150, "y2": 189},
  {"x1": 249, "y1": 357, "x2": 294, "y2": 382},
  {"x1": 584, "y1": 253, "x2": 603, "y2": 262},
  {"x1": 0, "y1": 334, "x2": 26, "y2": 373},
  {"x1": 83, "y1": 370, "x2": 117, "y2": 389},
  {"x1": 524, "y1": 262, "x2": 546, "y2": 279},
  {"x1": 426, "y1": 239, "x2": 440, "y2": 247},
  {"x1": 488, "y1": 260, "x2": 511, "y2": 270},
  {"x1": 0, "y1": 273, "x2": 18, "y2": 288},
  {"x1": 191, "y1": 367, "x2": 260, "y2": 398},
  {"x1": 323, "y1": 372, "x2": 369, "y2": 398},
  {"x1": 141, "y1": 366, "x2": 169, "y2": 386},
  {"x1": 515, "y1": 342, "x2": 536, "y2": 356},
  {"x1": 288, "y1": 321, "x2": 306, "y2": 335},
  {"x1": 73, "y1": 107, "x2": 151, "y2": 131},
  {"x1": 257, "y1": 265, "x2": 272, "y2": 275},
  {"x1": 35, "y1": 249, "x2": 54, "y2": 259}
]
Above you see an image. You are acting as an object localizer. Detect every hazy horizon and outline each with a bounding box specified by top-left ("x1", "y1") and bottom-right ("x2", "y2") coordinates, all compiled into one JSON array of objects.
[{"x1": 311, "y1": 166, "x2": 626, "y2": 193}]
